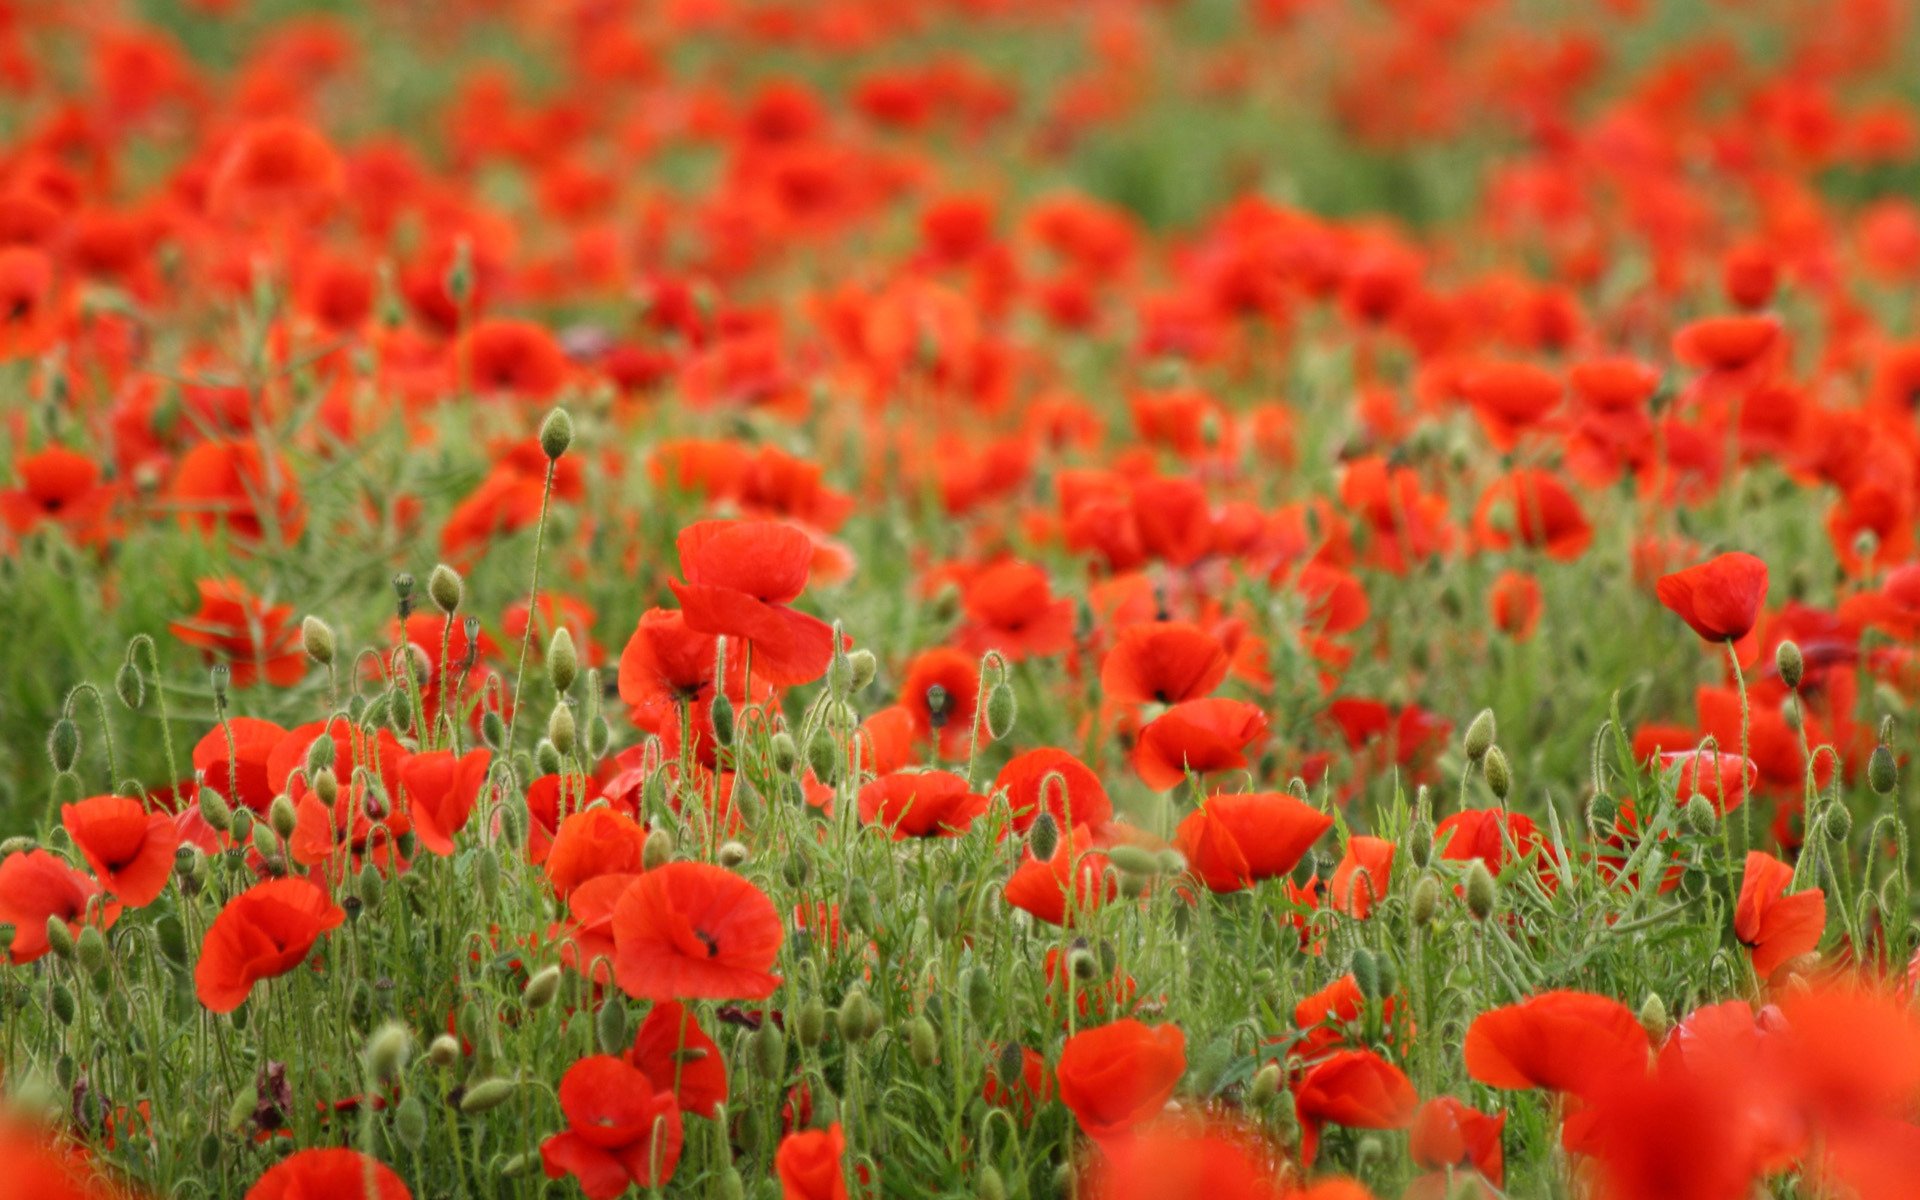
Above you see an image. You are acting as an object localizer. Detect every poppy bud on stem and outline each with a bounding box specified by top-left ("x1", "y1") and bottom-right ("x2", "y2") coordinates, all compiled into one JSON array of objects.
[
  {"x1": 539, "y1": 407, "x2": 573, "y2": 460},
  {"x1": 428, "y1": 565, "x2": 463, "y2": 615}
]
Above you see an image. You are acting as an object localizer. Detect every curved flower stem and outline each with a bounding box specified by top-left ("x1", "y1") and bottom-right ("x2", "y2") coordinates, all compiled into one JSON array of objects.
[
  {"x1": 64, "y1": 683, "x2": 117, "y2": 793},
  {"x1": 502, "y1": 460, "x2": 558, "y2": 759}
]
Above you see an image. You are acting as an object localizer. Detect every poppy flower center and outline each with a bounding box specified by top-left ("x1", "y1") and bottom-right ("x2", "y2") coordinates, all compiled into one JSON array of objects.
[{"x1": 694, "y1": 928, "x2": 720, "y2": 957}]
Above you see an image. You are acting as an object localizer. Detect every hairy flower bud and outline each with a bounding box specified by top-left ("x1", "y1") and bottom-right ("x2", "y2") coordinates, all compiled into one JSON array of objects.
[
  {"x1": 985, "y1": 682, "x2": 1017, "y2": 740},
  {"x1": 1027, "y1": 811, "x2": 1060, "y2": 862},
  {"x1": 848, "y1": 649, "x2": 878, "y2": 693},
  {"x1": 1639, "y1": 993, "x2": 1670, "y2": 1042},
  {"x1": 1463, "y1": 709, "x2": 1496, "y2": 761},
  {"x1": 548, "y1": 703, "x2": 576, "y2": 756},
  {"x1": 1464, "y1": 861, "x2": 1497, "y2": 920},
  {"x1": 114, "y1": 660, "x2": 145, "y2": 710},
  {"x1": 1775, "y1": 640, "x2": 1803, "y2": 691},
  {"x1": 539, "y1": 407, "x2": 574, "y2": 460},
  {"x1": 523, "y1": 965, "x2": 562, "y2": 1011},
  {"x1": 1870, "y1": 744, "x2": 1898, "y2": 796},
  {"x1": 643, "y1": 827, "x2": 675, "y2": 872},
  {"x1": 428, "y1": 564, "x2": 464, "y2": 614},
  {"x1": 1482, "y1": 745, "x2": 1512, "y2": 801},
  {"x1": 460, "y1": 1078, "x2": 516, "y2": 1114},
  {"x1": 47, "y1": 718, "x2": 79, "y2": 775},
  {"x1": 1410, "y1": 874, "x2": 1442, "y2": 925},
  {"x1": 546, "y1": 628, "x2": 578, "y2": 695},
  {"x1": 364, "y1": 1022, "x2": 411, "y2": 1083}
]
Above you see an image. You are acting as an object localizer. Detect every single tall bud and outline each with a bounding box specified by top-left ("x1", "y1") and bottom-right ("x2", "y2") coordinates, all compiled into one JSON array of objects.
[
  {"x1": 1464, "y1": 861, "x2": 1497, "y2": 920},
  {"x1": 301, "y1": 617, "x2": 335, "y2": 667},
  {"x1": 1482, "y1": 745, "x2": 1512, "y2": 801},
  {"x1": 1870, "y1": 744, "x2": 1899, "y2": 796},
  {"x1": 985, "y1": 681, "x2": 1017, "y2": 740},
  {"x1": 1463, "y1": 709, "x2": 1496, "y2": 761},
  {"x1": 47, "y1": 719, "x2": 79, "y2": 774},
  {"x1": 547, "y1": 628, "x2": 578, "y2": 694},
  {"x1": 428, "y1": 564, "x2": 464, "y2": 614},
  {"x1": 1775, "y1": 640, "x2": 1804, "y2": 691},
  {"x1": 1027, "y1": 811, "x2": 1060, "y2": 862},
  {"x1": 539, "y1": 407, "x2": 574, "y2": 460}
]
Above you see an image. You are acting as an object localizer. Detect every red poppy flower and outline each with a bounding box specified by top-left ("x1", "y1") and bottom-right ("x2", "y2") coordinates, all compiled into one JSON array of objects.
[
  {"x1": 1409, "y1": 1096, "x2": 1505, "y2": 1186},
  {"x1": 899, "y1": 646, "x2": 985, "y2": 758},
  {"x1": 1131, "y1": 698, "x2": 1269, "y2": 790},
  {"x1": 629, "y1": 1001, "x2": 728, "y2": 1119},
  {"x1": 1656, "y1": 552, "x2": 1769, "y2": 645},
  {"x1": 774, "y1": 1122, "x2": 848, "y2": 1200},
  {"x1": 1735, "y1": 850, "x2": 1825, "y2": 978},
  {"x1": 544, "y1": 807, "x2": 649, "y2": 899},
  {"x1": 540, "y1": 1056, "x2": 684, "y2": 1198},
  {"x1": 458, "y1": 318, "x2": 569, "y2": 400},
  {"x1": 1100, "y1": 621, "x2": 1230, "y2": 706},
  {"x1": 668, "y1": 519, "x2": 835, "y2": 687},
  {"x1": 1004, "y1": 824, "x2": 1118, "y2": 927},
  {"x1": 169, "y1": 438, "x2": 306, "y2": 544},
  {"x1": 612, "y1": 862, "x2": 783, "y2": 1001},
  {"x1": 192, "y1": 718, "x2": 288, "y2": 815},
  {"x1": 992, "y1": 747, "x2": 1113, "y2": 833},
  {"x1": 245, "y1": 1148, "x2": 410, "y2": 1200},
  {"x1": 556, "y1": 871, "x2": 636, "y2": 985},
  {"x1": 0, "y1": 446, "x2": 119, "y2": 544},
  {"x1": 1291, "y1": 973, "x2": 1409, "y2": 1064},
  {"x1": 858, "y1": 770, "x2": 989, "y2": 839},
  {"x1": 195, "y1": 877, "x2": 345, "y2": 1012},
  {"x1": 1294, "y1": 1048, "x2": 1419, "y2": 1166},
  {"x1": 1434, "y1": 809, "x2": 1539, "y2": 875},
  {"x1": 208, "y1": 119, "x2": 344, "y2": 227},
  {"x1": 0, "y1": 849, "x2": 121, "y2": 965},
  {"x1": 1488, "y1": 570, "x2": 1543, "y2": 641},
  {"x1": 1330, "y1": 836, "x2": 1395, "y2": 918},
  {"x1": 1461, "y1": 360, "x2": 1561, "y2": 452},
  {"x1": 1661, "y1": 750, "x2": 1757, "y2": 816},
  {"x1": 1078, "y1": 1117, "x2": 1289, "y2": 1200},
  {"x1": 61, "y1": 795, "x2": 180, "y2": 908},
  {"x1": 1174, "y1": 792, "x2": 1332, "y2": 893},
  {"x1": 1465, "y1": 991, "x2": 1649, "y2": 1095},
  {"x1": 1472, "y1": 470, "x2": 1592, "y2": 561},
  {"x1": 169, "y1": 578, "x2": 306, "y2": 689},
  {"x1": 1057, "y1": 1019, "x2": 1188, "y2": 1142},
  {"x1": 397, "y1": 748, "x2": 491, "y2": 855},
  {"x1": 955, "y1": 560, "x2": 1075, "y2": 660}
]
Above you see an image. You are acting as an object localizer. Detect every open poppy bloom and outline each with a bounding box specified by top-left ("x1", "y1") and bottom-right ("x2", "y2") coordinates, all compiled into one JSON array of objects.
[
  {"x1": 61, "y1": 795, "x2": 181, "y2": 907},
  {"x1": 1078, "y1": 1117, "x2": 1289, "y2": 1200},
  {"x1": 0, "y1": 446, "x2": 119, "y2": 545},
  {"x1": 458, "y1": 318, "x2": 569, "y2": 399},
  {"x1": 858, "y1": 769, "x2": 989, "y2": 839},
  {"x1": 1409, "y1": 1096, "x2": 1505, "y2": 1189},
  {"x1": 1461, "y1": 360, "x2": 1561, "y2": 452},
  {"x1": 669, "y1": 519, "x2": 835, "y2": 687},
  {"x1": 1656, "y1": 552, "x2": 1769, "y2": 650},
  {"x1": 0, "y1": 849, "x2": 121, "y2": 964},
  {"x1": 194, "y1": 877, "x2": 345, "y2": 1012},
  {"x1": 1100, "y1": 621, "x2": 1230, "y2": 706},
  {"x1": 397, "y1": 747, "x2": 492, "y2": 855},
  {"x1": 169, "y1": 438, "x2": 306, "y2": 544},
  {"x1": 1174, "y1": 791, "x2": 1332, "y2": 893},
  {"x1": 1735, "y1": 850, "x2": 1825, "y2": 978},
  {"x1": 244, "y1": 1148, "x2": 410, "y2": 1200},
  {"x1": 629, "y1": 1001, "x2": 728, "y2": 1119},
  {"x1": 545, "y1": 807, "x2": 649, "y2": 898},
  {"x1": 1057, "y1": 1019, "x2": 1188, "y2": 1143},
  {"x1": 992, "y1": 747, "x2": 1113, "y2": 833},
  {"x1": 612, "y1": 861, "x2": 783, "y2": 1000},
  {"x1": 541, "y1": 1055, "x2": 684, "y2": 1198},
  {"x1": 1004, "y1": 824, "x2": 1118, "y2": 926},
  {"x1": 1294, "y1": 1048, "x2": 1420, "y2": 1166},
  {"x1": 208, "y1": 118, "x2": 344, "y2": 228},
  {"x1": 1131, "y1": 698, "x2": 1269, "y2": 790},
  {"x1": 1330, "y1": 836, "x2": 1395, "y2": 918},
  {"x1": 169, "y1": 578, "x2": 307, "y2": 689},
  {"x1": 774, "y1": 1122, "x2": 848, "y2": 1200},
  {"x1": 1465, "y1": 990, "x2": 1649, "y2": 1096}
]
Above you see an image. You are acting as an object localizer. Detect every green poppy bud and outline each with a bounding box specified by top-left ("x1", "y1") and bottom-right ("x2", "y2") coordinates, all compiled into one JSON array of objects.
[
  {"x1": 429, "y1": 1034, "x2": 461, "y2": 1068},
  {"x1": 595, "y1": 996, "x2": 629, "y2": 1056},
  {"x1": 907, "y1": 1015, "x2": 938, "y2": 1068},
  {"x1": 539, "y1": 407, "x2": 574, "y2": 460},
  {"x1": 523, "y1": 965, "x2": 561, "y2": 1010},
  {"x1": 848, "y1": 649, "x2": 877, "y2": 693},
  {"x1": 643, "y1": 828, "x2": 675, "y2": 872},
  {"x1": 795, "y1": 998, "x2": 827, "y2": 1047},
  {"x1": 1250, "y1": 1060, "x2": 1284, "y2": 1105},
  {"x1": 710, "y1": 692, "x2": 735, "y2": 746},
  {"x1": 428, "y1": 564, "x2": 464, "y2": 614},
  {"x1": 1776, "y1": 640, "x2": 1803, "y2": 690},
  {"x1": 1027, "y1": 811, "x2": 1060, "y2": 862},
  {"x1": 1639, "y1": 993, "x2": 1670, "y2": 1043},
  {"x1": 1463, "y1": 709, "x2": 1496, "y2": 761},
  {"x1": 365, "y1": 1022, "x2": 411, "y2": 1083},
  {"x1": 460, "y1": 1078, "x2": 516, "y2": 1114},
  {"x1": 1870, "y1": 744, "x2": 1898, "y2": 796},
  {"x1": 394, "y1": 1095, "x2": 428, "y2": 1151},
  {"x1": 1464, "y1": 861, "x2": 1497, "y2": 920},
  {"x1": 45, "y1": 915, "x2": 75, "y2": 960},
  {"x1": 985, "y1": 683, "x2": 1017, "y2": 740},
  {"x1": 547, "y1": 629, "x2": 578, "y2": 695},
  {"x1": 1482, "y1": 745, "x2": 1512, "y2": 801},
  {"x1": 1351, "y1": 948, "x2": 1380, "y2": 999},
  {"x1": 718, "y1": 840, "x2": 749, "y2": 869},
  {"x1": 771, "y1": 732, "x2": 799, "y2": 773},
  {"x1": 114, "y1": 660, "x2": 145, "y2": 710},
  {"x1": 1408, "y1": 820, "x2": 1433, "y2": 869},
  {"x1": 548, "y1": 703, "x2": 576, "y2": 756},
  {"x1": 47, "y1": 719, "x2": 79, "y2": 775}
]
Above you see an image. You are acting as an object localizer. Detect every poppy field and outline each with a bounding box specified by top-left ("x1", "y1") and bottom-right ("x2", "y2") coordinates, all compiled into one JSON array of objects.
[{"x1": 8, "y1": 0, "x2": 1920, "y2": 1197}]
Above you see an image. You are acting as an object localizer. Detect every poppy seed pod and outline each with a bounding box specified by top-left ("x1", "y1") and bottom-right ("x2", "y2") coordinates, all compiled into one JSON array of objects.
[
  {"x1": 209, "y1": 664, "x2": 230, "y2": 707},
  {"x1": 1776, "y1": 640, "x2": 1803, "y2": 690},
  {"x1": 1870, "y1": 744, "x2": 1898, "y2": 796},
  {"x1": 428, "y1": 565, "x2": 463, "y2": 614},
  {"x1": 1464, "y1": 861, "x2": 1497, "y2": 920},
  {"x1": 301, "y1": 616, "x2": 335, "y2": 667},
  {"x1": 1464, "y1": 709, "x2": 1496, "y2": 761},
  {"x1": 1482, "y1": 745, "x2": 1512, "y2": 800},
  {"x1": 539, "y1": 407, "x2": 574, "y2": 460},
  {"x1": 547, "y1": 628, "x2": 578, "y2": 694},
  {"x1": 364, "y1": 1022, "x2": 411, "y2": 1083}
]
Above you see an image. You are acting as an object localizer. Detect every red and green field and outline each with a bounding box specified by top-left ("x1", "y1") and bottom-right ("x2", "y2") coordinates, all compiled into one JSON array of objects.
[{"x1": 5, "y1": 0, "x2": 1920, "y2": 1197}]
